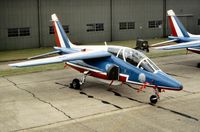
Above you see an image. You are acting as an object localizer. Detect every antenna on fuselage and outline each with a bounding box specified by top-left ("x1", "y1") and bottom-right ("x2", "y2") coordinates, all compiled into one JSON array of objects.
[{"x1": 104, "y1": 41, "x2": 108, "y2": 46}]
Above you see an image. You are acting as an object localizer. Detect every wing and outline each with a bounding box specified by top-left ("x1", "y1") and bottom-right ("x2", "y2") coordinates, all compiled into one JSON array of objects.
[
  {"x1": 154, "y1": 40, "x2": 200, "y2": 50},
  {"x1": 9, "y1": 51, "x2": 111, "y2": 67},
  {"x1": 151, "y1": 39, "x2": 178, "y2": 47}
]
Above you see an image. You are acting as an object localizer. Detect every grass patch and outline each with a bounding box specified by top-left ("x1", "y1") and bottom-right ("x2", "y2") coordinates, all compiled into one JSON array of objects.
[
  {"x1": 147, "y1": 50, "x2": 187, "y2": 58},
  {"x1": 0, "y1": 47, "x2": 53, "y2": 62},
  {"x1": 0, "y1": 63, "x2": 64, "y2": 77}
]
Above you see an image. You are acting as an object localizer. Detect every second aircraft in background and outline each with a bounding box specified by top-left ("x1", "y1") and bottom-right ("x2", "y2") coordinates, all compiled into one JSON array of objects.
[{"x1": 152, "y1": 9, "x2": 200, "y2": 54}]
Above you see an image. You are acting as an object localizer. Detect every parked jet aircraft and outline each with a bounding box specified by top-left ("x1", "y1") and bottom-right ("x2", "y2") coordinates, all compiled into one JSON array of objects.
[
  {"x1": 9, "y1": 14, "x2": 183, "y2": 104},
  {"x1": 152, "y1": 10, "x2": 200, "y2": 54}
]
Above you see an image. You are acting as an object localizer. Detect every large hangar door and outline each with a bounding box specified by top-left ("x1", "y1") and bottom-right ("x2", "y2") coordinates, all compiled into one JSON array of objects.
[{"x1": 0, "y1": 0, "x2": 39, "y2": 50}]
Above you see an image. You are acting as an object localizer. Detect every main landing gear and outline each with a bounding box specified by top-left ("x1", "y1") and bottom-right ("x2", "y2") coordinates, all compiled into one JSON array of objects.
[
  {"x1": 70, "y1": 78, "x2": 81, "y2": 89},
  {"x1": 70, "y1": 71, "x2": 89, "y2": 90}
]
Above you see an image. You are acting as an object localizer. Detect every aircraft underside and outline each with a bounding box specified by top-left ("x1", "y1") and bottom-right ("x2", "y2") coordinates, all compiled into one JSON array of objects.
[{"x1": 187, "y1": 47, "x2": 200, "y2": 54}]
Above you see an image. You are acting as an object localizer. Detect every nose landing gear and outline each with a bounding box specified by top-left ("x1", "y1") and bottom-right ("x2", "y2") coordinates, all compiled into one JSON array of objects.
[
  {"x1": 137, "y1": 82, "x2": 161, "y2": 104},
  {"x1": 150, "y1": 95, "x2": 158, "y2": 104},
  {"x1": 150, "y1": 87, "x2": 163, "y2": 104}
]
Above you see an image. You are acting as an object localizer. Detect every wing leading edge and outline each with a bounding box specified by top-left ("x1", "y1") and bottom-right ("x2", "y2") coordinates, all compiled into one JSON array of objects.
[{"x1": 9, "y1": 51, "x2": 111, "y2": 67}]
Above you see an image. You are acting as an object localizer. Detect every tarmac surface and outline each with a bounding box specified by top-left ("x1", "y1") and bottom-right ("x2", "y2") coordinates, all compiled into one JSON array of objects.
[{"x1": 0, "y1": 54, "x2": 200, "y2": 132}]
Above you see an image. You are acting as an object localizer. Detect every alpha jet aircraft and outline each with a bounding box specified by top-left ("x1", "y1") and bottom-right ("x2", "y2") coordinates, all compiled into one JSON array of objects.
[
  {"x1": 152, "y1": 9, "x2": 200, "y2": 53},
  {"x1": 9, "y1": 14, "x2": 183, "y2": 104}
]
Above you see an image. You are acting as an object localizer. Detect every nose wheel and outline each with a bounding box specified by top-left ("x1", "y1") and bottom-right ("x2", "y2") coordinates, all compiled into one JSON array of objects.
[
  {"x1": 150, "y1": 87, "x2": 161, "y2": 104},
  {"x1": 150, "y1": 95, "x2": 158, "y2": 104}
]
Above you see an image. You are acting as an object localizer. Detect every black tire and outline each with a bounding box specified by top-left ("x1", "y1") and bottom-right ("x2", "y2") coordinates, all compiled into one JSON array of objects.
[
  {"x1": 150, "y1": 95, "x2": 158, "y2": 104},
  {"x1": 71, "y1": 79, "x2": 80, "y2": 89}
]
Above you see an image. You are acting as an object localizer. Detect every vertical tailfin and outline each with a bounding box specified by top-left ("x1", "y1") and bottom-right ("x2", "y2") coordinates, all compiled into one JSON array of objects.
[
  {"x1": 51, "y1": 14, "x2": 73, "y2": 48},
  {"x1": 167, "y1": 10, "x2": 190, "y2": 37}
]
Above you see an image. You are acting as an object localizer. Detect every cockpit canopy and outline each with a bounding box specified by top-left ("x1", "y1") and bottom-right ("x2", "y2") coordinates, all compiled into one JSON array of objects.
[{"x1": 108, "y1": 47, "x2": 160, "y2": 73}]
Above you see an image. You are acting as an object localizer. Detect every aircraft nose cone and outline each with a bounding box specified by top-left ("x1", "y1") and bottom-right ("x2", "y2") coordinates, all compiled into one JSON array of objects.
[
  {"x1": 178, "y1": 84, "x2": 183, "y2": 90},
  {"x1": 155, "y1": 71, "x2": 183, "y2": 90}
]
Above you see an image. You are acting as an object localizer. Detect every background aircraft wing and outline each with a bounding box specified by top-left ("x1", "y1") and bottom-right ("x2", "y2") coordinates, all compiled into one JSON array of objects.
[
  {"x1": 9, "y1": 51, "x2": 111, "y2": 67},
  {"x1": 154, "y1": 40, "x2": 200, "y2": 50},
  {"x1": 27, "y1": 50, "x2": 61, "y2": 59},
  {"x1": 151, "y1": 39, "x2": 178, "y2": 47}
]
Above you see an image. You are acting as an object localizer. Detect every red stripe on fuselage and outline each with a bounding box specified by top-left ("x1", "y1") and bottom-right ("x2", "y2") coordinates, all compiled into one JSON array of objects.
[
  {"x1": 168, "y1": 16, "x2": 177, "y2": 37},
  {"x1": 53, "y1": 21, "x2": 61, "y2": 47},
  {"x1": 187, "y1": 48, "x2": 200, "y2": 54}
]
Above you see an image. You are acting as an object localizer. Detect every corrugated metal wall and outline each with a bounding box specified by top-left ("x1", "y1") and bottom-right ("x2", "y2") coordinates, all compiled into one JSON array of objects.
[
  {"x1": 39, "y1": 0, "x2": 111, "y2": 47},
  {"x1": 0, "y1": 0, "x2": 200, "y2": 50},
  {"x1": 112, "y1": 0, "x2": 163, "y2": 40},
  {"x1": 0, "y1": 0, "x2": 39, "y2": 50}
]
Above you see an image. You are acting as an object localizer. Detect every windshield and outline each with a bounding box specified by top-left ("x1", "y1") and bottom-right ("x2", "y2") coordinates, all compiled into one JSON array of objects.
[
  {"x1": 107, "y1": 47, "x2": 120, "y2": 56},
  {"x1": 124, "y1": 48, "x2": 160, "y2": 73},
  {"x1": 108, "y1": 47, "x2": 160, "y2": 73},
  {"x1": 124, "y1": 48, "x2": 146, "y2": 66}
]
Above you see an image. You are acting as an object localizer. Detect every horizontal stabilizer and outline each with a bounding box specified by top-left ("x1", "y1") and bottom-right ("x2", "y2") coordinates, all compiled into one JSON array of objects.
[{"x1": 28, "y1": 50, "x2": 61, "y2": 59}]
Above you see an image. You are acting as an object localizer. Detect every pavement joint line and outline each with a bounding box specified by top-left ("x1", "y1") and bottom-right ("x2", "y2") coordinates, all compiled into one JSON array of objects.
[
  {"x1": 182, "y1": 90, "x2": 200, "y2": 94},
  {"x1": 80, "y1": 91, "x2": 123, "y2": 109},
  {"x1": 55, "y1": 81, "x2": 123, "y2": 109},
  {"x1": 152, "y1": 104, "x2": 199, "y2": 122},
  {"x1": 5, "y1": 76, "x2": 74, "y2": 86},
  {"x1": 14, "y1": 104, "x2": 149, "y2": 131},
  {"x1": 166, "y1": 72, "x2": 191, "y2": 79},
  {"x1": 172, "y1": 91, "x2": 200, "y2": 99},
  {"x1": 12, "y1": 119, "x2": 69, "y2": 132},
  {"x1": 3, "y1": 77, "x2": 72, "y2": 119}
]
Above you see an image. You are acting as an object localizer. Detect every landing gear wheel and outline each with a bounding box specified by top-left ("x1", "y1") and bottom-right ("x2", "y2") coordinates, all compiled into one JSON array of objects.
[
  {"x1": 150, "y1": 95, "x2": 158, "y2": 104},
  {"x1": 70, "y1": 79, "x2": 80, "y2": 90}
]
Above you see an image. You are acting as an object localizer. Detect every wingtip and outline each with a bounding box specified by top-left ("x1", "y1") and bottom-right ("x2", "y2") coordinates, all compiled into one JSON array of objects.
[
  {"x1": 153, "y1": 47, "x2": 162, "y2": 50},
  {"x1": 167, "y1": 9, "x2": 176, "y2": 16},
  {"x1": 8, "y1": 64, "x2": 18, "y2": 67}
]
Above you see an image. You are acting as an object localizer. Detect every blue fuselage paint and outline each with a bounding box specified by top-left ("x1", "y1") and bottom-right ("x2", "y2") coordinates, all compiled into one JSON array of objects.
[{"x1": 69, "y1": 54, "x2": 183, "y2": 91}]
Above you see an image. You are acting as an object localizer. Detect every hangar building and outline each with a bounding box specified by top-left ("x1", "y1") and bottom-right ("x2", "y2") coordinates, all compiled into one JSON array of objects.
[{"x1": 0, "y1": 0, "x2": 200, "y2": 50}]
